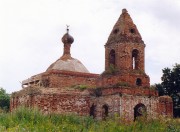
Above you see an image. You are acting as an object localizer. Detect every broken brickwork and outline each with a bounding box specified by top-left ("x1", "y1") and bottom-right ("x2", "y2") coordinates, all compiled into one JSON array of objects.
[
  {"x1": 11, "y1": 88, "x2": 91, "y2": 116},
  {"x1": 42, "y1": 70, "x2": 98, "y2": 88}
]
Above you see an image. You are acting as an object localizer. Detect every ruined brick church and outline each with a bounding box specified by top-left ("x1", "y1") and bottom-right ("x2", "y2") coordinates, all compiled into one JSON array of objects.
[{"x1": 10, "y1": 9, "x2": 173, "y2": 121}]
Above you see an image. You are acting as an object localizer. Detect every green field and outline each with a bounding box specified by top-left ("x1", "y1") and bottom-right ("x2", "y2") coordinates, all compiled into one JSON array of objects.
[{"x1": 0, "y1": 107, "x2": 179, "y2": 132}]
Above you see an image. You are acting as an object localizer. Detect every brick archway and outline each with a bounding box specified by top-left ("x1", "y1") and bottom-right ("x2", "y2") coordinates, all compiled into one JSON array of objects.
[
  {"x1": 90, "y1": 104, "x2": 96, "y2": 118},
  {"x1": 134, "y1": 103, "x2": 147, "y2": 121},
  {"x1": 102, "y1": 104, "x2": 109, "y2": 120}
]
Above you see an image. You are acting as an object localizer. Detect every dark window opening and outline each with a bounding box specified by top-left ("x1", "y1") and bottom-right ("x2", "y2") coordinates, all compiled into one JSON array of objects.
[
  {"x1": 109, "y1": 49, "x2": 115, "y2": 66},
  {"x1": 136, "y1": 78, "x2": 142, "y2": 86},
  {"x1": 113, "y1": 28, "x2": 119, "y2": 34},
  {"x1": 132, "y1": 49, "x2": 139, "y2": 70},
  {"x1": 90, "y1": 104, "x2": 96, "y2": 118},
  {"x1": 42, "y1": 78, "x2": 50, "y2": 88},
  {"x1": 102, "y1": 104, "x2": 109, "y2": 120},
  {"x1": 130, "y1": 28, "x2": 136, "y2": 34},
  {"x1": 134, "y1": 103, "x2": 147, "y2": 121}
]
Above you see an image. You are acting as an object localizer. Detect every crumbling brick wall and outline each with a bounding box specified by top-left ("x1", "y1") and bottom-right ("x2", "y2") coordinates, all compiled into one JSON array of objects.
[
  {"x1": 10, "y1": 86, "x2": 173, "y2": 121},
  {"x1": 119, "y1": 95, "x2": 159, "y2": 121},
  {"x1": 90, "y1": 94, "x2": 120, "y2": 120},
  {"x1": 42, "y1": 70, "x2": 99, "y2": 88},
  {"x1": 97, "y1": 73, "x2": 150, "y2": 88},
  {"x1": 105, "y1": 43, "x2": 145, "y2": 72},
  {"x1": 11, "y1": 90, "x2": 91, "y2": 116},
  {"x1": 158, "y1": 96, "x2": 173, "y2": 117},
  {"x1": 89, "y1": 86, "x2": 159, "y2": 121}
]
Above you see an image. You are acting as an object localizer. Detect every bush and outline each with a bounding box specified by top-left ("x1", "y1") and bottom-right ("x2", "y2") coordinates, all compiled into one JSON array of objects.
[
  {"x1": 0, "y1": 88, "x2": 10, "y2": 112},
  {"x1": 71, "y1": 84, "x2": 87, "y2": 91}
]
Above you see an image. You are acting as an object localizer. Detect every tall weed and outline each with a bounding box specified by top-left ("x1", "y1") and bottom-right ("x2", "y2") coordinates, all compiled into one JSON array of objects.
[{"x1": 0, "y1": 107, "x2": 179, "y2": 132}]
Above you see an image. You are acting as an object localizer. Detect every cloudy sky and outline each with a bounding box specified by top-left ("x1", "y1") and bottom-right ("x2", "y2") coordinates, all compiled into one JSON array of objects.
[{"x1": 0, "y1": 0, "x2": 180, "y2": 93}]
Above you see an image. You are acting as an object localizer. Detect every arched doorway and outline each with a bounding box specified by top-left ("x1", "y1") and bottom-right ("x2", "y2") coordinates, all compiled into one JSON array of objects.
[
  {"x1": 90, "y1": 104, "x2": 96, "y2": 118},
  {"x1": 134, "y1": 103, "x2": 147, "y2": 121},
  {"x1": 102, "y1": 104, "x2": 109, "y2": 120}
]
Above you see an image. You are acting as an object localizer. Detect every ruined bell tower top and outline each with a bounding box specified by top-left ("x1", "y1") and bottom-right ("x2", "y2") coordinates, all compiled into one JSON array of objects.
[
  {"x1": 122, "y1": 8, "x2": 127, "y2": 13},
  {"x1": 104, "y1": 8, "x2": 149, "y2": 87},
  {"x1": 106, "y1": 9, "x2": 144, "y2": 45},
  {"x1": 105, "y1": 9, "x2": 146, "y2": 73}
]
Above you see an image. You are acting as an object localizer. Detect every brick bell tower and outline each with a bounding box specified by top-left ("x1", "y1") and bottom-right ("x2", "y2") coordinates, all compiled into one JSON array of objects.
[{"x1": 102, "y1": 9, "x2": 150, "y2": 88}]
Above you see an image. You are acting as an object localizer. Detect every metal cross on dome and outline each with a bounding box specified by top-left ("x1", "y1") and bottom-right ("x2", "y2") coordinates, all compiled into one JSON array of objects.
[{"x1": 66, "y1": 25, "x2": 70, "y2": 33}]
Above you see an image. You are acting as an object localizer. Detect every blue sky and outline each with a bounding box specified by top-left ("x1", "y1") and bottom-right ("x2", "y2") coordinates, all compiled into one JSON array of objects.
[{"x1": 0, "y1": 0, "x2": 180, "y2": 93}]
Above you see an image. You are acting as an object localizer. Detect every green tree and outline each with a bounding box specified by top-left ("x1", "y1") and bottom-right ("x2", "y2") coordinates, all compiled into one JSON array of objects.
[
  {"x1": 157, "y1": 64, "x2": 180, "y2": 117},
  {"x1": 154, "y1": 83, "x2": 164, "y2": 96},
  {"x1": 161, "y1": 67, "x2": 174, "y2": 95},
  {"x1": 0, "y1": 88, "x2": 10, "y2": 112}
]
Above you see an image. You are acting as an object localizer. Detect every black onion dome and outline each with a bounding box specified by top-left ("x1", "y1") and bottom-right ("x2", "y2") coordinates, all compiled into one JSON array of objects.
[{"x1": 62, "y1": 32, "x2": 74, "y2": 44}]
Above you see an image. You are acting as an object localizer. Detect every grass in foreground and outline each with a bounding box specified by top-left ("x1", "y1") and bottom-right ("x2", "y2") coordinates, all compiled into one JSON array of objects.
[{"x1": 0, "y1": 107, "x2": 179, "y2": 132}]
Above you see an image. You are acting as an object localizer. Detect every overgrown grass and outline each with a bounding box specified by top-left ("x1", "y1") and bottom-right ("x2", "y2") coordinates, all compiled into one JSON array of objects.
[{"x1": 0, "y1": 107, "x2": 179, "y2": 132}]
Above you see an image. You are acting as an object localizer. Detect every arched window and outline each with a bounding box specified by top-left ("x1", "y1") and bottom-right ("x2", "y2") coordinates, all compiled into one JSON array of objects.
[
  {"x1": 132, "y1": 49, "x2": 139, "y2": 69},
  {"x1": 90, "y1": 104, "x2": 96, "y2": 118},
  {"x1": 102, "y1": 104, "x2": 109, "y2": 120},
  {"x1": 109, "y1": 49, "x2": 115, "y2": 66},
  {"x1": 134, "y1": 103, "x2": 147, "y2": 121},
  {"x1": 136, "y1": 78, "x2": 142, "y2": 86}
]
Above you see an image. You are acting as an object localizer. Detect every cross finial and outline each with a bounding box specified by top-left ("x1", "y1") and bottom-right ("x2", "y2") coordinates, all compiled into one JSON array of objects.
[{"x1": 66, "y1": 25, "x2": 69, "y2": 33}]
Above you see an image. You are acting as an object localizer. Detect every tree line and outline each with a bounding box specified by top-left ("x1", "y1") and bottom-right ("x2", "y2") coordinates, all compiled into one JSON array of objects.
[{"x1": 155, "y1": 64, "x2": 180, "y2": 117}]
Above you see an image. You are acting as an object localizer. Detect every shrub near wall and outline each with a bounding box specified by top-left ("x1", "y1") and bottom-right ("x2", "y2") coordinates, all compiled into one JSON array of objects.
[{"x1": 0, "y1": 88, "x2": 10, "y2": 112}]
